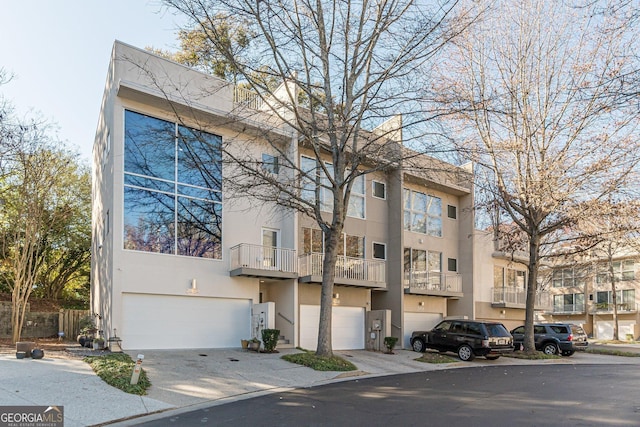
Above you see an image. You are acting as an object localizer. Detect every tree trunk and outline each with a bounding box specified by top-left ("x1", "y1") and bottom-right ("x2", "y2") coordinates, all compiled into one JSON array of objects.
[
  {"x1": 524, "y1": 231, "x2": 541, "y2": 353},
  {"x1": 609, "y1": 259, "x2": 619, "y2": 341},
  {"x1": 316, "y1": 227, "x2": 341, "y2": 357}
]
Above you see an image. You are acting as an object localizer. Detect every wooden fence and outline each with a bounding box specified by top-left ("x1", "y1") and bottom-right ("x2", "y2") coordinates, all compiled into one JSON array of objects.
[{"x1": 58, "y1": 309, "x2": 90, "y2": 340}]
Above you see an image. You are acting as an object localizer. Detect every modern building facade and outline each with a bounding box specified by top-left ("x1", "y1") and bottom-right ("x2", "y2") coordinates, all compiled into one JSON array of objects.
[
  {"x1": 541, "y1": 254, "x2": 639, "y2": 339},
  {"x1": 92, "y1": 41, "x2": 507, "y2": 351}
]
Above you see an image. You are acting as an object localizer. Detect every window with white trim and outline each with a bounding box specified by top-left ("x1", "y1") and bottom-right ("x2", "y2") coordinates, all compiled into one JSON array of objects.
[
  {"x1": 494, "y1": 266, "x2": 526, "y2": 288},
  {"x1": 373, "y1": 242, "x2": 386, "y2": 260},
  {"x1": 347, "y1": 173, "x2": 365, "y2": 218},
  {"x1": 262, "y1": 153, "x2": 279, "y2": 174},
  {"x1": 403, "y1": 188, "x2": 442, "y2": 236},
  {"x1": 552, "y1": 267, "x2": 587, "y2": 287},
  {"x1": 553, "y1": 293, "x2": 584, "y2": 312},
  {"x1": 300, "y1": 155, "x2": 365, "y2": 218},
  {"x1": 597, "y1": 260, "x2": 635, "y2": 283},
  {"x1": 372, "y1": 180, "x2": 386, "y2": 199}
]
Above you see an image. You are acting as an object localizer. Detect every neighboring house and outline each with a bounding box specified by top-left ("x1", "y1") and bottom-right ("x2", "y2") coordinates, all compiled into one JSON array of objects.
[
  {"x1": 541, "y1": 254, "x2": 640, "y2": 340},
  {"x1": 91, "y1": 41, "x2": 476, "y2": 351},
  {"x1": 448, "y1": 230, "x2": 551, "y2": 331}
]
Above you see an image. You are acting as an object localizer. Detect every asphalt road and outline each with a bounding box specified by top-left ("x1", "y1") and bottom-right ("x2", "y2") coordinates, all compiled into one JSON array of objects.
[{"x1": 138, "y1": 364, "x2": 640, "y2": 427}]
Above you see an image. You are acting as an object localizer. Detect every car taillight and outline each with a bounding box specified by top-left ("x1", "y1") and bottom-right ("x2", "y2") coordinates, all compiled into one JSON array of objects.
[
  {"x1": 568, "y1": 334, "x2": 573, "y2": 341},
  {"x1": 482, "y1": 339, "x2": 490, "y2": 348}
]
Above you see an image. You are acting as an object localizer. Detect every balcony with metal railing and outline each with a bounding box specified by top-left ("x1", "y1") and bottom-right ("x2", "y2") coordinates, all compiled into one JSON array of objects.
[
  {"x1": 229, "y1": 243, "x2": 298, "y2": 279},
  {"x1": 491, "y1": 287, "x2": 551, "y2": 310},
  {"x1": 298, "y1": 253, "x2": 386, "y2": 289},
  {"x1": 592, "y1": 302, "x2": 638, "y2": 313},
  {"x1": 233, "y1": 86, "x2": 264, "y2": 110},
  {"x1": 403, "y1": 271, "x2": 463, "y2": 297},
  {"x1": 551, "y1": 303, "x2": 585, "y2": 314}
]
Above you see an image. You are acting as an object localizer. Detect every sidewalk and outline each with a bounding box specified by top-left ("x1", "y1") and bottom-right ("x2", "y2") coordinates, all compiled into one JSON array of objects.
[{"x1": 1, "y1": 346, "x2": 639, "y2": 427}]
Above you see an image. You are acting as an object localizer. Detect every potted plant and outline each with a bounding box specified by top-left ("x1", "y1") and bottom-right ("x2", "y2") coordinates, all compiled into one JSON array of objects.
[
  {"x1": 261, "y1": 329, "x2": 280, "y2": 353},
  {"x1": 77, "y1": 316, "x2": 95, "y2": 347},
  {"x1": 93, "y1": 337, "x2": 105, "y2": 350},
  {"x1": 248, "y1": 337, "x2": 261, "y2": 351},
  {"x1": 384, "y1": 336, "x2": 399, "y2": 354}
]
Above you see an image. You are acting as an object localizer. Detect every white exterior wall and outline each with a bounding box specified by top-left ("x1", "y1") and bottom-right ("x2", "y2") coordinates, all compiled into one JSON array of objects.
[{"x1": 92, "y1": 42, "x2": 296, "y2": 349}]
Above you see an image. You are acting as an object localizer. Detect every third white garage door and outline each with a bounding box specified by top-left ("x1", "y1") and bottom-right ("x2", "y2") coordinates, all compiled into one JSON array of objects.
[
  {"x1": 299, "y1": 305, "x2": 365, "y2": 350},
  {"x1": 403, "y1": 312, "x2": 443, "y2": 348}
]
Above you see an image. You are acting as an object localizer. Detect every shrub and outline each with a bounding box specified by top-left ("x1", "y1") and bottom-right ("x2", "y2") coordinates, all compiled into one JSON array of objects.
[
  {"x1": 384, "y1": 336, "x2": 399, "y2": 353},
  {"x1": 261, "y1": 329, "x2": 280, "y2": 353}
]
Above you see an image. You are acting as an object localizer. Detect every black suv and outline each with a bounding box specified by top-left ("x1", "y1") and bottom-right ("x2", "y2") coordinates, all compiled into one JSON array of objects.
[
  {"x1": 510, "y1": 323, "x2": 588, "y2": 356},
  {"x1": 410, "y1": 319, "x2": 514, "y2": 361}
]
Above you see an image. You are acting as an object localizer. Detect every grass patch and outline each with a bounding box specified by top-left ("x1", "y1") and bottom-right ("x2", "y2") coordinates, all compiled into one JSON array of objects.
[
  {"x1": 282, "y1": 350, "x2": 357, "y2": 371},
  {"x1": 415, "y1": 351, "x2": 458, "y2": 364},
  {"x1": 586, "y1": 348, "x2": 640, "y2": 357},
  {"x1": 505, "y1": 351, "x2": 560, "y2": 360},
  {"x1": 84, "y1": 353, "x2": 151, "y2": 395}
]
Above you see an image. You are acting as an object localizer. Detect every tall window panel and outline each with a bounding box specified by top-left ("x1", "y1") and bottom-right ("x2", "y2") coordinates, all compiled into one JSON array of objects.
[
  {"x1": 123, "y1": 110, "x2": 223, "y2": 259},
  {"x1": 403, "y1": 188, "x2": 442, "y2": 237}
]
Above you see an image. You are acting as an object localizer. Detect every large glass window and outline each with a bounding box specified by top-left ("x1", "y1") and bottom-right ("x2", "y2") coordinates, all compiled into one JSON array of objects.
[
  {"x1": 553, "y1": 293, "x2": 584, "y2": 312},
  {"x1": 123, "y1": 110, "x2": 223, "y2": 259},
  {"x1": 596, "y1": 289, "x2": 635, "y2": 310},
  {"x1": 403, "y1": 188, "x2": 442, "y2": 236},
  {"x1": 494, "y1": 266, "x2": 526, "y2": 288},
  {"x1": 597, "y1": 260, "x2": 636, "y2": 283},
  {"x1": 553, "y1": 267, "x2": 587, "y2": 287},
  {"x1": 302, "y1": 228, "x2": 364, "y2": 258},
  {"x1": 300, "y1": 155, "x2": 365, "y2": 219},
  {"x1": 347, "y1": 173, "x2": 365, "y2": 219},
  {"x1": 303, "y1": 227, "x2": 323, "y2": 253}
]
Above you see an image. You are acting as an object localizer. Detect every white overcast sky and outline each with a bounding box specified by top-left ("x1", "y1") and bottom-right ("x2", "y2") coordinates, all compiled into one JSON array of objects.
[{"x1": 0, "y1": 1, "x2": 185, "y2": 162}]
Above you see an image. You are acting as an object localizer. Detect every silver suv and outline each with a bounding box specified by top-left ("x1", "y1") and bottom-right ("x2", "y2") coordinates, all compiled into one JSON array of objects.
[
  {"x1": 411, "y1": 319, "x2": 514, "y2": 361},
  {"x1": 510, "y1": 323, "x2": 588, "y2": 356}
]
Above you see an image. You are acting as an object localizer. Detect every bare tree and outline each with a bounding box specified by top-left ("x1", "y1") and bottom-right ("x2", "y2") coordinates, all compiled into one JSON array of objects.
[
  {"x1": 0, "y1": 108, "x2": 85, "y2": 342},
  {"x1": 152, "y1": 0, "x2": 478, "y2": 356},
  {"x1": 429, "y1": 0, "x2": 640, "y2": 352}
]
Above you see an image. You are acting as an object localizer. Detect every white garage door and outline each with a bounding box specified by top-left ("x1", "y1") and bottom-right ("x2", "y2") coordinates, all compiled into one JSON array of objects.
[
  {"x1": 403, "y1": 312, "x2": 443, "y2": 348},
  {"x1": 122, "y1": 293, "x2": 251, "y2": 350},
  {"x1": 300, "y1": 305, "x2": 365, "y2": 350},
  {"x1": 596, "y1": 320, "x2": 635, "y2": 340}
]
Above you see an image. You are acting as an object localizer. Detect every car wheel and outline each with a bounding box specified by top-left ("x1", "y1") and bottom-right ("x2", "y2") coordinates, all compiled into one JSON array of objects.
[
  {"x1": 458, "y1": 344, "x2": 475, "y2": 361},
  {"x1": 485, "y1": 355, "x2": 500, "y2": 360},
  {"x1": 561, "y1": 350, "x2": 575, "y2": 356},
  {"x1": 412, "y1": 338, "x2": 426, "y2": 353},
  {"x1": 542, "y1": 343, "x2": 558, "y2": 355}
]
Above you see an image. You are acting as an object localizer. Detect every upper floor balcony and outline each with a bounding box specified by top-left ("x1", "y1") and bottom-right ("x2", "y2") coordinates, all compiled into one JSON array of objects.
[
  {"x1": 404, "y1": 271, "x2": 463, "y2": 298},
  {"x1": 229, "y1": 243, "x2": 298, "y2": 280},
  {"x1": 491, "y1": 287, "x2": 551, "y2": 310},
  {"x1": 298, "y1": 253, "x2": 386, "y2": 289},
  {"x1": 592, "y1": 302, "x2": 638, "y2": 314},
  {"x1": 551, "y1": 303, "x2": 586, "y2": 314}
]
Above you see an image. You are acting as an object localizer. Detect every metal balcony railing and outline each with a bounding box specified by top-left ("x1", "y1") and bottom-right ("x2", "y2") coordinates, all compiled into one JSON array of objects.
[
  {"x1": 298, "y1": 253, "x2": 386, "y2": 284},
  {"x1": 229, "y1": 243, "x2": 297, "y2": 274},
  {"x1": 552, "y1": 303, "x2": 585, "y2": 314},
  {"x1": 403, "y1": 271, "x2": 462, "y2": 293},
  {"x1": 593, "y1": 302, "x2": 638, "y2": 313},
  {"x1": 491, "y1": 287, "x2": 551, "y2": 309},
  {"x1": 233, "y1": 86, "x2": 264, "y2": 110}
]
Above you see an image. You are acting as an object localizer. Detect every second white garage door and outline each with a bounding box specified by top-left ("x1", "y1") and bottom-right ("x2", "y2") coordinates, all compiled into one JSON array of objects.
[
  {"x1": 300, "y1": 305, "x2": 365, "y2": 350},
  {"x1": 403, "y1": 312, "x2": 443, "y2": 348},
  {"x1": 596, "y1": 320, "x2": 635, "y2": 340},
  {"x1": 121, "y1": 293, "x2": 251, "y2": 350}
]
